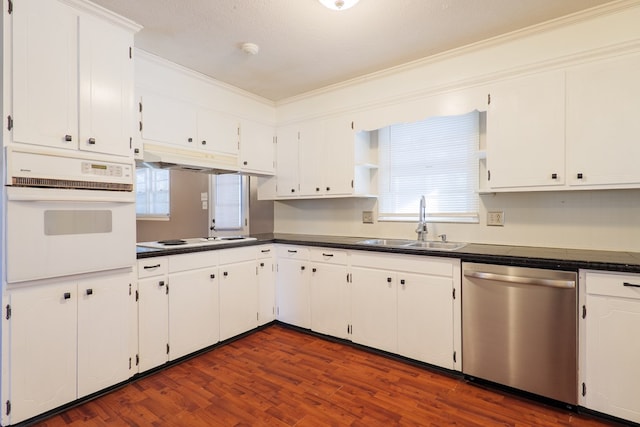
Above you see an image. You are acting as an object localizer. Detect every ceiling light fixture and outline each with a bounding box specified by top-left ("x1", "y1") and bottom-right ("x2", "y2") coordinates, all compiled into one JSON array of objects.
[{"x1": 319, "y1": 0, "x2": 360, "y2": 11}]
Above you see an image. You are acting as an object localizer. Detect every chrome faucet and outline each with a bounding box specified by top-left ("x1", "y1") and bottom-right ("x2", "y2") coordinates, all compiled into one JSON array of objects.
[{"x1": 415, "y1": 195, "x2": 428, "y2": 241}]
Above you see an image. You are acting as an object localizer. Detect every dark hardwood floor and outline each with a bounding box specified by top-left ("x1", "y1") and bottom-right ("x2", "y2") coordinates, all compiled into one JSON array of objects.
[{"x1": 34, "y1": 325, "x2": 617, "y2": 426}]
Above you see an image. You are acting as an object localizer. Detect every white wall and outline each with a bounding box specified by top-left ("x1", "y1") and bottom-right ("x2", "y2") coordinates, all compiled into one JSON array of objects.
[
  {"x1": 274, "y1": 190, "x2": 640, "y2": 252},
  {"x1": 273, "y1": 2, "x2": 640, "y2": 252}
]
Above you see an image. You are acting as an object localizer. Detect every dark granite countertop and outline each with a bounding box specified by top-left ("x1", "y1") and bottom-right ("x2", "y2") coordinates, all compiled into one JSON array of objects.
[{"x1": 137, "y1": 233, "x2": 640, "y2": 274}]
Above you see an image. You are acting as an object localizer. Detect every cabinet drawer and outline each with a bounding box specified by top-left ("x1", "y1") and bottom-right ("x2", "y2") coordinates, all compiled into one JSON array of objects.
[
  {"x1": 586, "y1": 271, "x2": 640, "y2": 300},
  {"x1": 137, "y1": 258, "x2": 168, "y2": 278},
  {"x1": 219, "y1": 246, "x2": 257, "y2": 265},
  {"x1": 256, "y1": 245, "x2": 274, "y2": 259},
  {"x1": 169, "y1": 252, "x2": 218, "y2": 273},
  {"x1": 310, "y1": 248, "x2": 347, "y2": 264},
  {"x1": 276, "y1": 245, "x2": 309, "y2": 260}
]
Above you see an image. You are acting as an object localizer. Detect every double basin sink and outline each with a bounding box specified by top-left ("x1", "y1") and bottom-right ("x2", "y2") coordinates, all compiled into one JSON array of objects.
[{"x1": 355, "y1": 238, "x2": 466, "y2": 251}]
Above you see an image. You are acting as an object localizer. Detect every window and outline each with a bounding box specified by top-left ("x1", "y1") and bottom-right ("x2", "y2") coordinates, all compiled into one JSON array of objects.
[
  {"x1": 136, "y1": 168, "x2": 170, "y2": 219},
  {"x1": 378, "y1": 111, "x2": 479, "y2": 223},
  {"x1": 209, "y1": 174, "x2": 248, "y2": 234}
]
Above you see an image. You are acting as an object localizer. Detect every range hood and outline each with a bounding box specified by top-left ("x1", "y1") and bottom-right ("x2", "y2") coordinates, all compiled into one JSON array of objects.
[{"x1": 139, "y1": 143, "x2": 240, "y2": 174}]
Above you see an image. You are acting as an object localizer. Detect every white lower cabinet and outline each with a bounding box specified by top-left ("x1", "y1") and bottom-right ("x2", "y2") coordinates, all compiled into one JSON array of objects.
[
  {"x1": 7, "y1": 271, "x2": 134, "y2": 425},
  {"x1": 137, "y1": 258, "x2": 169, "y2": 373},
  {"x1": 167, "y1": 253, "x2": 219, "y2": 360},
  {"x1": 310, "y1": 249, "x2": 350, "y2": 339},
  {"x1": 350, "y1": 251, "x2": 460, "y2": 369},
  {"x1": 257, "y1": 246, "x2": 276, "y2": 325},
  {"x1": 350, "y1": 265, "x2": 398, "y2": 353},
  {"x1": 580, "y1": 270, "x2": 640, "y2": 424},
  {"x1": 219, "y1": 248, "x2": 259, "y2": 341},
  {"x1": 276, "y1": 246, "x2": 311, "y2": 328}
]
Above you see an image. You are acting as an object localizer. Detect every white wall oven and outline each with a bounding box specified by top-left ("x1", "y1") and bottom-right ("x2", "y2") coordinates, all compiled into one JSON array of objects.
[{"x1": 4, "y1": 146, "x2": 136, "y2": 283}]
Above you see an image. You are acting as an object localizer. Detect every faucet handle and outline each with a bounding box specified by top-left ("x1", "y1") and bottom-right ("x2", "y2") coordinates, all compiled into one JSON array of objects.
[{"x1": 437, "y1": 234, "x2": 447, "y2": 242}]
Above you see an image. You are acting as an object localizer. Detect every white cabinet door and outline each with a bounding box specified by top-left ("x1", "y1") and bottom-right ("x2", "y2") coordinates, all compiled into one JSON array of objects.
[
  {"x1": 487, "y1": 70, "x2": 565, "y2": 189},
  {"x1": 257, "y1": 255, "x2": 276, "y2": 325},
  {"x1": 240, "y1": 120, "x2": 275, "y2": 174},
  {"x1": 168, "y1": 267, "x2": 219, "y2": 360},
  {"x1": 137, "y1": 276, "x2": 169, "y2": 372},
  {"x1": 583, "y1": 272, "x2": 640, "y2": 423},
  {"x1": 298, "y1": 120, "x2": 325, "y2": 196},
  {"x1": 77, "y1": 274, "x2": 131, "y2": 398},
  {"x1": 324, "y1": 117, "x2": 355, "y2": 195},
  {"x1": 78, "y1": 14, "x2": 133, "y2": 157},
  {"x1": 310, "y1": 260, "x2": 350, "y2": 339},
  {"x1": 276, "y1": 258, "x2": 311, "y2": 328},
  {"x1": 9, "y1": 283, "x2": 77, "y2": 425},
  {"x1": 219, "y1": 261, "x2": 259, "y2": 341},
  {"x1": 350, "y1": 267, "x2": 397, "y2": 353},
  {"x1": 275, "y1": 124, "x2": 300, "y2": 197},
  {"x1": 566, "y1": 53, "x2": 640, "y2": 187},
  {"x1": 197, "y1": 109, "x2": 239, "y2": 156},
  {"x1": 397, "y1": 273, "x2": 453, "y2": 368},
  {"x1": 140, "y1": 92, "x2": 197, "y2": 147},
  {"x1": 12, "y1": 0, "x2": 79, "y2": 150}
]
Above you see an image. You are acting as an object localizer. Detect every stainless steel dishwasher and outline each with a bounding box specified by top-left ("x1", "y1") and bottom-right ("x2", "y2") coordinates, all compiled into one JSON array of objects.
[{"x1": 462, "y1": 262, "x2": 578, "y2": 405}]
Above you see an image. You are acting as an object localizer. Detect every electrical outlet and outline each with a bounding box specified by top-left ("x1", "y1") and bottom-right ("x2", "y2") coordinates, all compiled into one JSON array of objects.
[
  {"x1": 487, "y1": 211, "x2": 505, "y2": 226},
  {"x1": 362, "y1": 211, "x2": 374, "y2": 224}
]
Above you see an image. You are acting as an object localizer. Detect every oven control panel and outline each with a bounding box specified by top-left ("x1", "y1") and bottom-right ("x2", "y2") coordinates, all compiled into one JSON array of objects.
[{"x1": 81, "y1": 161, "x2": 128, "y2": 178}]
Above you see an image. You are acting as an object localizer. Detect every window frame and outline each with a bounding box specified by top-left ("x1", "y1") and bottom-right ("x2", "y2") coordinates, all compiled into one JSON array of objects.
[{"x1": 135, "y1": 168, "x2": 171, "y2": 221}]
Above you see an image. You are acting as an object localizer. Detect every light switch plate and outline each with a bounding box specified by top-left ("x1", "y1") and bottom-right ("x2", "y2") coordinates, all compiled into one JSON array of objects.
[
  {"x1": 362, "y1": 211, "x2": 374, "y2": 224},
  {"x1": 487, "y1": 211, "x2": 504, "y2": 226}
]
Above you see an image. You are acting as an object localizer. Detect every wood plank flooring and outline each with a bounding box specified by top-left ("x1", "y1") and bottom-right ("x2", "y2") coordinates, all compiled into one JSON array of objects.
[{"x1": 34, "y1": 325, "x2": 618, "y2": 426}]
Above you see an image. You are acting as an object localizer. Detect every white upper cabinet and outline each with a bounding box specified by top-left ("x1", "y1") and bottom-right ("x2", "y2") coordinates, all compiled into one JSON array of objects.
[
  {"x1": 196, "y1": 108, "x2": 239, "y2": 156},
  {"x1": 274, "y1": 124, "x2": 301, "y2": 197},
  {"x1": 486, "y1": 70, "x2": 566, "y2": 190},
  {"x1": 566, "y1": 53, "x2": 640, "y2": 188},
  {"x1": 140, "y1": 92, "x2": 197, "y2": 148},
  {"x1": 12, "y1": 0, "x2": 79, "y2": 150},
  {"x1": 11, "y1": 0, "x2": 138, "y2": 157},
  {"x1": 240, "y1": 120, "x2": 275, "y2": 175}
]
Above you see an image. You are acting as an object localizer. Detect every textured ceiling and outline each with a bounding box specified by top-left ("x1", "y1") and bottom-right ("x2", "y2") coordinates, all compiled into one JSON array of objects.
[{"x1": 92, "y1": 0, "x2": 617, "y2": 101}]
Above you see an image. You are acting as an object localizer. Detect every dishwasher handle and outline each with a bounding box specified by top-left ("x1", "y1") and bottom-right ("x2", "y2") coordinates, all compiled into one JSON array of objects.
[{"x1": 463, "y1": 270, "x2": 575, "y2": 289}]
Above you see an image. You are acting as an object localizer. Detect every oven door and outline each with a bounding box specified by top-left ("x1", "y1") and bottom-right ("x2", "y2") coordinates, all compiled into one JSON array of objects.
[{"x1": 6, "y1": 187, "x2": 136, "y2": 283}]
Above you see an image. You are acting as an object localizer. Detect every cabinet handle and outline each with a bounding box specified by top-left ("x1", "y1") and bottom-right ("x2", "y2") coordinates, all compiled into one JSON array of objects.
[
  {"x1": 326, "y1": 187, "x2": 330, "y2": 191},
  {"x1": 158, "y1": 281, "x2": 165, "y2": 287},
  {"x1": 88, "y1": 137, "x2": 96, "y2": 145},
  {"x1": 291, "y1": 188, "x2": 295, "y2": 193},
  {"x1": 223, "y1": 271, "x2": 228, "y2": 277},
  {"x1": 261, "y1": 249, "x2": 271, "y2": 253},
  {"x1": 322, "y1": 253, "x2": 334, "y2": 257},
  {"x1": 260, "y1": 262, "x2": 265, "y2": 267},
  {"x1": 301, "y1": 266, "x2": 306, "y2": 271},
  {"x1": 623, "y1": 282, "x2": 640, "y2": 288},
  {"x1": 577, "y1": 173, "x2": 583, "y2": 179},
  {"x1": 387, "y1": 277, "x2": 392, "y2": 283},
  {"x1": 243, "y1": 161, "x2": 248, "y2": 166},
  {"x1": 312, "y1": 268, "x2": 317, "y2": 273},
  {"x1": 316, "y1": 187, "x2": 320, "y2": 192},
  {"x1": 400, "y1": 279, "x2": 405, "y2": 285},
  {"x1": 86, "y1": 288, "x2": 93, "y2": 296},
  {"x1": 210, "y1": 274, "x2": 216, "y2": 279},
  {"x1": 187, "y1": 137, "x2": 193, "y2": 143},
  {"x1": 64, "y1": 134, "x2": 72, "y2": 142},
  {"x1": 551, "y1": 173, "x2": 557, "y2": 180},
  {"x1": 201, "y1": 140, "x2": 207, "y2": 145},
  {"x1": 288, "y1": 250, "x2": 297, "y2": 254},
  {"x1": 63, "y1": 292, "x2": 71, "y2": 300},
  {"x1": 143, "y1": 264, "x2": 161, "y2": 269}
]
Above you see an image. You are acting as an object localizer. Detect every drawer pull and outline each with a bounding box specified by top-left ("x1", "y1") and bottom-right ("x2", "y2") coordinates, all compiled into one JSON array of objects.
[
  {"x1": 322, "y1": 253, "x2": 334, "y2": 257},
  {"x1": 63, "y1": 292, "x2": 71, "y2": 300},
  {"x1": 143, "y1": 264, "x2": 161, "y2": 269},
  {"x1": 261, "y1": 249, "x2": 271, "y2": 253},
  {"x1": 288, "y1": 250, "x2": 297, "y2": 254},
  {"x1": 623, "y1": 282, "x2": 640, "y2": 288}
]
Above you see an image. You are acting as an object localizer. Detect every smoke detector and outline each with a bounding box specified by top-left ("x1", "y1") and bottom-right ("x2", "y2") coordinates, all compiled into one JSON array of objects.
[{"x1": 240, "y1": 42, "x2": 259, "y2": 55}]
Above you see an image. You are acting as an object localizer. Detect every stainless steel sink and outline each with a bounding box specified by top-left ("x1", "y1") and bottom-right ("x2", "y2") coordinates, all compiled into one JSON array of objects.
[
  {"x1": 355, "y1": 239, "x2": 466, "y2": 251},
  {"x1": 405, "y1": 241, "x2": 467, "y2": 251}
]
